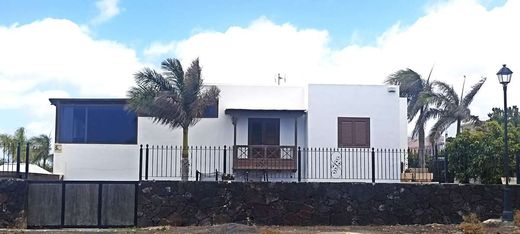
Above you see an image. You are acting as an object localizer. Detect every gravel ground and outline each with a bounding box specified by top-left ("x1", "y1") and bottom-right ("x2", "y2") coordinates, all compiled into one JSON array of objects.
[{"x1": 1, "y1": 223, "x2": 519, "y2": 234}]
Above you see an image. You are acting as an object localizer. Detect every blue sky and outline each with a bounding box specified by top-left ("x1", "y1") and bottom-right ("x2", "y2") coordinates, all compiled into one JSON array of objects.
[
  {"x1": 1, "y1": 0, "x2": 428, "y2": 51},
  {"x1": 0, "y1": 0, "x2": 518, "y2": 137}
]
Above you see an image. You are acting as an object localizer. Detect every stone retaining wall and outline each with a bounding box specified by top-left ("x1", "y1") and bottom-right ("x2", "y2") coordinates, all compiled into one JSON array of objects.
[
  {"x1": 138, "y1": 181, "x2": 520, "y2": 226},
  {"x1": 0, "y1": 179, "x2": 27, "y2": 228},
  {"x1": 2, "y1": 179, "x2": 519, "y2": 228}
]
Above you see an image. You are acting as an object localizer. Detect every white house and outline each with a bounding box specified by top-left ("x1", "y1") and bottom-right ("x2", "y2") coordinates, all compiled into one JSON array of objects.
[{"x1": 50, "y1": 84, "x2": 408, "y2": 182}]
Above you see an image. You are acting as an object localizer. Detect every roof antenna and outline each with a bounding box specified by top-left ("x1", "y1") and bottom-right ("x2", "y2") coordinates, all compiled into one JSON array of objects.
[{"x1": 275, "y1": 73, "x2": 286, "y2": 85}]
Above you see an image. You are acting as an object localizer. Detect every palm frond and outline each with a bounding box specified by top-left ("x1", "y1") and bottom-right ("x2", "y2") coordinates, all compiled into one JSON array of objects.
[
  {"x1": 151, "y1": 91, "x2": 186, "y2": 128},
  {"x1": 463, "y1": 115, "x2": 482, "y2": 126},
  {"x1": 461, "y1": 77, "x2": 486, "y2": 108},
  {"x1": 28, "y1": 134, "x2": 52, "y2": 166},
  {"x1": 193, "y1": 86, "x2": 220, "y2": 122},
  {"x1": 410, "y1": 107, "x2": 444, "y2": 138},
  {"x1": 134, "y1": 68, "x2": 173, "y2": 91},
  {"x1": 385, "y1": 69, "x2": 424, "y2": 99},
  {"x1": 183, "y1": 58, "x2": 204, "y2": 123},
  {"x1": 428, "y1": 91, "x2": 458, "y2": 111},
  {"x1": 127, "y1": 85, "x2": 158, "y2": 116},
  {"x1": 406, "y1": 95, "x2": 421, "y2": 121},
  {"x1": 386, "y1": 69, "x2": 430, "y2": 122},
  {"x1": 432, "y1": 81, "x2": 459, "y2": 107},
  {"x1": 14, "y1": 127, "x2": 27, "y2": 144},
  {"x1": 161, "y1": 58, "x2": 184, "y2": 89},
  {"x1": 425, "y1": 65, "x2": 435, "y2": 83},
  {"x1": 428, "y1": 115, "x2": 457, "y2": 145}
]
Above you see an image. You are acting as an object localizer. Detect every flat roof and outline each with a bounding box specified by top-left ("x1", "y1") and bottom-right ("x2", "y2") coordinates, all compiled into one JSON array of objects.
[{"x1": 49, "y1": 98, "x2": 129, "y2": 106}]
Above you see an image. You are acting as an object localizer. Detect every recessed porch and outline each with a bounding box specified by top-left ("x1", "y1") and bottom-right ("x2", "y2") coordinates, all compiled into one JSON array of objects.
[{"x1": 224, "y1": 108, "x2": 306, "y2": 171}]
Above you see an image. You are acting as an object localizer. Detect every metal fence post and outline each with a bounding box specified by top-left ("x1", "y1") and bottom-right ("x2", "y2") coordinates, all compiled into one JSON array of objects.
[
  {"x1": 371, "y1": 148, "x2": 376, "y2": 183},
  {"x1": 16, "y1": 143, "x2": 21, "y2": 178},
  {"x1": 25, "y1": 143, "x2": 30, "y2": 179},
  {"x1": 298, "y1": 147, "x2": 302, "y2": 182},
  {"x1": 139, "y1": 145, "x2": 143, "y2": 181},
  {"x1": 223, "y1": 145, "x2": 227, "y2": 175},
  {"x1": 145, "y1": 144, "x2": 149, "y2": 180}
]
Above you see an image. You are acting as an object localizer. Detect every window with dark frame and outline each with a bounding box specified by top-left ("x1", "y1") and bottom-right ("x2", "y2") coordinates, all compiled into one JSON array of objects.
[
  {"x1": 201, "y1": 100, "x2": 218, "y2": 118},
  {"x1": 57, "y1": 103, "x2": 137, "y2": 144},
  {"x1": 338, "y1": 117, "x2": 370, "y2": 148}
]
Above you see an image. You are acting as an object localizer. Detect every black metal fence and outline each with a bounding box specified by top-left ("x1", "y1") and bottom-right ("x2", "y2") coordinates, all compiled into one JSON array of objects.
[
  {"x1": 139, "y1": 145, "x2": 449, "y2": 183},
  {"x1": 138, "y1": 145, "x2": 230, "y2": 181},
  {"x1": 0, "y1": 143, "x2": 30, "y2": 179}
]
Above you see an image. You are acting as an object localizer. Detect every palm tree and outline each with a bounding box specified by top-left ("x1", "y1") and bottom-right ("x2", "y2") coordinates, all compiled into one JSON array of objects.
[
  {"x1": 29, "y1": 134, "x2": 53, "y2": 171},
  {"x1": 427, "y1": 77, "x2": 487, "y2": 142},
  {"x1": 385, "y1": 68, "x2": 436, "y2": 167},
  {"x1": 0, "y1": 133, "x2": 14, "y2": 164},
  {"x1": 128, "y1": 58, "x2": 220, "y2": 181},
  {"x1": 0, "y1": 127, "x2": 28, "y2": 162}
]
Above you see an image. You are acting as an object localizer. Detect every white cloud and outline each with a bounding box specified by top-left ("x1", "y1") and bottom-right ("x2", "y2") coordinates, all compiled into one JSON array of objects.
[
  {"x1": 91, "y1": 0, "x2": 121, "y2": 25},
  {"x1": 147, "y1": 17, "x2": 332, "y2": 85},
  {"x1": 145, "y1": 0, "x2": 520, "y2": 132},
  {"x1": 144, "y1": 41, "x2": 177, "y2": 58},
  {"x1": 0, "y1": 18, "x2": 142, "y2": 136}
]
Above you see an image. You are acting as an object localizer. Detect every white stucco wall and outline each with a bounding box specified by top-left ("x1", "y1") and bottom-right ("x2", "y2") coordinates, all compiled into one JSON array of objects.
[
  {"x1": 305, "y1": 84, "x2": 407, "y2": 183},
  {"x1": 138, "y1": 85, "x2": 307, "y2": 147},
  {"x1": 306, "y1": 84, "x2": 406, "y2": 149},
  {"x1": 53, "y1": 144, "x2": 138, "y2": 180},
  {"x1": 399, "y1": 97, "x2": 408, "y2": 149}
]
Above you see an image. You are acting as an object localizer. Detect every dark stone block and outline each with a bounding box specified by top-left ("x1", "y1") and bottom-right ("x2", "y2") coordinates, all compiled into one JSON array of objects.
[{"x1": 0, "y1": 179, "x2": 27, "y2": 229}]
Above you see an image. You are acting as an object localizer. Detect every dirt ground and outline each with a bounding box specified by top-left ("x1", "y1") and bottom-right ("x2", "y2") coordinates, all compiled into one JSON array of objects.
[{"x1": 1, "y1": 223, "x2": 519, "y2": 234}]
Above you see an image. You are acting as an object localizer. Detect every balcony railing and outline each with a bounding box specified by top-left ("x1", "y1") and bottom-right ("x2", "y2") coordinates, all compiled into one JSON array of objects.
[{"x1": 233, "y1": 145, "x2": 297, "y2": 170}]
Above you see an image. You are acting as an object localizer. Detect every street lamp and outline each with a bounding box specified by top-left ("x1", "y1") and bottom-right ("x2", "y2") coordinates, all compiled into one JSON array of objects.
[{"x1": 497, "y1": 64, "x2": 513, "y2": 221}]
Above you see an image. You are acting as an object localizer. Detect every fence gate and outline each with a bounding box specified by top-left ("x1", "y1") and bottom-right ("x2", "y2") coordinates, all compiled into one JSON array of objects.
[{"x1": 27, "y1": 181, "x2": 138, "y2": 228}]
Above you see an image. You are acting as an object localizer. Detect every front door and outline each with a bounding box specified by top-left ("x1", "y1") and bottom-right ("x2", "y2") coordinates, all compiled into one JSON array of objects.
[{"x1": 248, "y1": 118, "x2": 280, "y2": 158}]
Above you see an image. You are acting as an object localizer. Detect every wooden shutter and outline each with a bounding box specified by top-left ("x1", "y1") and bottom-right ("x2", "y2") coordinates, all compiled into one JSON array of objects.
[
  {"x1": 248, "y1": 118, "x2": 280, "y2": 146},
  {"x1": 338, "y1": 117, "x2": 370, "y2": 148}
]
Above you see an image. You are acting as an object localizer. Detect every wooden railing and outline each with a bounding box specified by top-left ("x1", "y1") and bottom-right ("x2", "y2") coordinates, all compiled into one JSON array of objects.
[{"x1": 233, "y1": 145, "x2": 297, "y2": 170}]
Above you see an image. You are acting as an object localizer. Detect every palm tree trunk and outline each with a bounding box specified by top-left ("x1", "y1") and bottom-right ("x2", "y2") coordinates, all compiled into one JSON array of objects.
[
  {"x1": 417, "y1": 109, "x2": 426, "y2": 168},
  {"x1": 418, "y1": 123, "x2": 425, "y2": 168},
  {"x1": 456, "y1": 118, "x2": 461, "y2": 135},
  {"x1": 181, "y1": 126, "x2": 189, "y2": 181}
]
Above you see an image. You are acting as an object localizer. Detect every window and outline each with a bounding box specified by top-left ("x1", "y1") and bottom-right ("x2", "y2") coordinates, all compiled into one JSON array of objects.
[
  {"x1": 57, "y1": 104, "x2": 137, "y2": 144},
  {"x1": 248, "y1": 118, "x2": 280, "y2": 145},
  {"x1": 338, "y1": 117, "x2": 370, "y2": 148},
  {"x1": 201, "y1": 101, "x2": 218, "y2": 118}
]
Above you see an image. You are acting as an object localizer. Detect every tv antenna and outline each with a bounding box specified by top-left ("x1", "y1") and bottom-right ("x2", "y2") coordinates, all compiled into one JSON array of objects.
[{"x1": 275, "y1": 73, "x2": 286, "y2": 85}]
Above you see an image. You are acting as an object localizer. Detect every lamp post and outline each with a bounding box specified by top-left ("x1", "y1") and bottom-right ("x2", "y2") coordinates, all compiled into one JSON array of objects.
[{"x1": 497, "y1": 64, "x2": 513, "y2": 221}]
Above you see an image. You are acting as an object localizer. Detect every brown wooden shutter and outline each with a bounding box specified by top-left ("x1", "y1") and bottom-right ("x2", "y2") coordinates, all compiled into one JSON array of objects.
[{"x1": 338, "y1": 117, "x2": 370, "y2": 148}]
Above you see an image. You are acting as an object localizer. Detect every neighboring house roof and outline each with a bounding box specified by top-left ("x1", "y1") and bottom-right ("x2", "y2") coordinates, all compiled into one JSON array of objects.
[{"x1": 1, "y1": 163, "x2": 51, "y2": 174}]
